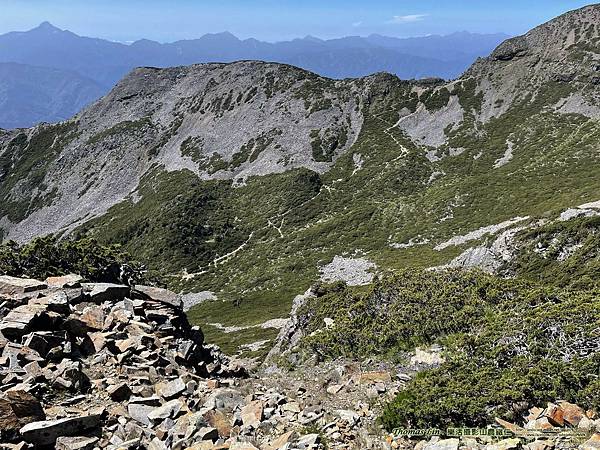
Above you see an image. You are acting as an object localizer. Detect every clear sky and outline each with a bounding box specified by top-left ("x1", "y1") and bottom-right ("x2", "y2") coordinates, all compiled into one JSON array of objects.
[{"x1": 0, "y1": 0, "x2": 596, "y2": 42}]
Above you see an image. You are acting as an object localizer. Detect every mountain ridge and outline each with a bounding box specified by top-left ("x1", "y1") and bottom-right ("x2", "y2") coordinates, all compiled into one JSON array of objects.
[
  {"x1": 0, "y1": 22, "x2": 509, "y2": 128},
  {"x1": 1, "y1": 3, "x2": 600, "y2": 358}
]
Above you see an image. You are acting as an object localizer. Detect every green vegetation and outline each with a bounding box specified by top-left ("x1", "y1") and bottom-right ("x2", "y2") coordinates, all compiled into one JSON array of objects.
[
  {"x1": 75, "y1": 168, "x2": 248, "y2": 275},
  {"x1": 505, "y1": 215, "x2": 600, "y2": 290},
  {"x1": 231, "y1": 129, "x2": 282, "y2": 169},
  {"x1": 0, "y1": 236, "x2": 146, "y2": 284},
  {"x1": 86, "y1": 118, "x2": 152, "y2": 146},
  {"x1": 421, "y1": 87, "x2": 451, "y2": 112},
  {"x1": 310, "y1": 126, "x2": 349, "y2": 162},
  {"x1": 296, "y1": 270, "x2": 600, "y2": 429},
  {"x1": 180, "y1": 136, "x2": 205, "y2": 163},
  {"x1": 0, "y1": 122, "x2": 79, "y2": 221},
  {"x1": 72, "y1": 74, "x2": 600, "y2": 362}
]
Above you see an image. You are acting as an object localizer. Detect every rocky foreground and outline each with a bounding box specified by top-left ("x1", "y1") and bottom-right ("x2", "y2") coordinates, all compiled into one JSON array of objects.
[
  {"x1": 0, "y1": 274, "x2": 599, "y2": 450},
  {"x1": 0, "y1": 274, "x2": 404, "y2": 449}
]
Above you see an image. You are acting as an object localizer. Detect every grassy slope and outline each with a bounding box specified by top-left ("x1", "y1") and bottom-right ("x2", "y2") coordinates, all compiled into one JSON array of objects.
[{"x1": 71, "y1": 76, "x2": 600, "y2": 356}]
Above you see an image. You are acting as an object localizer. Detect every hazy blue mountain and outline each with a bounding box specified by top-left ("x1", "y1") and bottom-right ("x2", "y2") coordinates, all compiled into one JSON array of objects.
[
  {"x1": 0, "y1": 22, "x2": 508, "y2": 127},
  {"x1": 0, "y1": 23, "x2": 509, "y2": 83},
  {"x1": 0, "y1": 62, "x2": 104, "y2": 129}
]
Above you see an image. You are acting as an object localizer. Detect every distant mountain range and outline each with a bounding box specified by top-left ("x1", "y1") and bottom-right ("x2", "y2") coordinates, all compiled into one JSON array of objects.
[
  {"x1": 0, "y1": 22, "x2": 508, "y2": 128},
  {"x1": 0, "y1": 62, "x2": 105, "y2": 129}
]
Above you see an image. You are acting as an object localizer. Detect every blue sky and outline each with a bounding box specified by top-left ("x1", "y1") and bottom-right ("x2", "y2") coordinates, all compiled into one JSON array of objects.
[{"x1": 0, "y1": 0, "x2": 595, "y2": 42}]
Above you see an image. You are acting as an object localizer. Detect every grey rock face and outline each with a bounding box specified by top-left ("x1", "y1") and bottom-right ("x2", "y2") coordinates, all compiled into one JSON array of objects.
[{"x1": 0, "y1": 61, "x2": 364, "y2": 243}]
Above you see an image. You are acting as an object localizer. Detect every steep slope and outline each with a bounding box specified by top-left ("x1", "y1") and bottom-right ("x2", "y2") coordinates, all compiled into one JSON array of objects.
[
  {"x1": 0, "y1": 63, "x2": 104, "y2": 129},
  {"x1": 1, "y1": 5, "x2": 600, "y2": 356},
  {"x1": 0, "y1": 62, "x2": 363, "y2": 242}
]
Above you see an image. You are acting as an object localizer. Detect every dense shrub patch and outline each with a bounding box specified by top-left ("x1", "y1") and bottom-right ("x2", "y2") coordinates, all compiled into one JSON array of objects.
[
  {"x1": 298, "y1": 270, "x2": 600, "y2": 429},
  {"x1": 0, "y1": 236, "x2": 146, "y2": 284}
]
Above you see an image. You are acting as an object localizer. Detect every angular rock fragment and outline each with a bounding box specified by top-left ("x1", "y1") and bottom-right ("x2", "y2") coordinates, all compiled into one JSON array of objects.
[
  {"x1": 107, "y1": 382, "x2": 132, "y2": 401},
  {"x1": 156, "y1": 378, "x2": 186, "y2": 400},
  {"x1": 19, "y1": 413, "x2": 102, "y2": 446},
  {"x1": 55, "y1": 435, "x2": 99, "y2": 450},
  {"x1": 0, "y1": 390, "x2": 45, "y2": 439},
  {"x1": 241, "y1": 400, "x2": 264, "y2": 427},
  {"x1": 45, "y1": 274, "x2": 83, "y2": 289},
  {"x1": 82, "y1": 283, "x2": 130, "y2": 303},
  {"x1": 134, "y1": 285, "x2": 182, "y2": 308},
  {"x1": 0, "y1": 276, "x2": 47, "y2": 295},
  {"x1": 147, "y1": 399, "x2": 184, "y2": 423}
]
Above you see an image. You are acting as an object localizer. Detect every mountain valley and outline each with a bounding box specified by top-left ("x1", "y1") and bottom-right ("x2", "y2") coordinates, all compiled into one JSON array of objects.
[{"x1": 1, "y1": 4, "x2": 600, "y2": 449}]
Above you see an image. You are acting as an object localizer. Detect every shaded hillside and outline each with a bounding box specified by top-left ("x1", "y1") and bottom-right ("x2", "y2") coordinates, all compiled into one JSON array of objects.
[{"x1": 0, "y1": 63, "x2": 104, "y2": 129}]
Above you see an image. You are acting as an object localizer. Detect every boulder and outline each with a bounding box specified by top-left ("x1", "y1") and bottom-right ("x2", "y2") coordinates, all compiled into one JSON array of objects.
[
  {"x1": 28, "y1": 291, "x2": 71, "y2": 315},
  {"x1": 79, "y1": 305, "x2": 105, "y2": 330},
  {"x1": 55, "y1": 436, "x2": 99, "y2": 450},
  {"x1": 45, "y1": 274, "x2": 83, "y2": 289},
  {"x1": 544, "y1": 403, "x2": 564, "y2": 426},
  {"x1": 268, "y1": 431, "x2": 296, "y2": 449},
  {"x1": 157, "y1": 378, "x2": 186, "y2": 400},
  {"x1": 82, "y1": 283, "x2": 130, "y2": 303},
  {"x1": 147, "y1": 399, "x2": 184, "y2": 423},
  {"x1": 196, "y1": 426, "x2": 219, "y2": 442},
  {"x1": 134, "y1": 285, "x2": 182, "y2": 308},
  {"x1": 240, "y1": 400, "x2": 264, "y2": 428},
  {"x1": 107, "y1": 382, "x2": 132, "y2": 401},
  {"x1": 203, "y1": 410, "x2": 232, "y2": 438},
  {"x1": 203, "y1": 388, "x2": 244, "y2": 412},
  {"x1": 0, "y1": 390, "x2": 45, "y2": 437},
  {"x1": 19, "y1": 413, "x2": 102, "y2": 446},
  {"x1": 127, "y1": 403, "x2": 155, "y2": 426},
  {"x1": 0, "y1": 276, "x2": 47, "y2": 295},
  {"x1": 558, "y1": 401, "x2": 585, "y2": 427},
  {"x1": 0, "y1": 304, "x2": 48, "y2": 339},
  {"x1": 580, "y1": 434, "x2": 600, "y2": 450}
]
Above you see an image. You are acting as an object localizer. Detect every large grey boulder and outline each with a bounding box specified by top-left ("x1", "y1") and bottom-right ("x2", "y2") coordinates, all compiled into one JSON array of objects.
[
  {"x1": 19, "y1": 413, "x2": 102, "y2": 446},
  {"x1": 134, "y1": 285, "x2": 182, "y2": 308}
]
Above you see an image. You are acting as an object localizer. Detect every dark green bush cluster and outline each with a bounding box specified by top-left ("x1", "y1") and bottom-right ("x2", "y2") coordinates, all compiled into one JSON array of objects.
[
  {"x1": 504, "y1": 215, "x2": 600, "y2": 290},
  {"x1": 301, "y1": 270, "x2": 530, "y2": 359},
  {"x1": 298, "y1": 270, "x2": 600, "y2": 429},
  {"x1": 0, "y1": 236, "x2": 147, "y2": 284}
]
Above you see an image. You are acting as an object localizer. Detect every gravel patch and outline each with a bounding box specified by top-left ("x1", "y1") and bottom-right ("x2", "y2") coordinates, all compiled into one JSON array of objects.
[{"x1": 319, "y1": 255, "x2": 376, "y2": 286}]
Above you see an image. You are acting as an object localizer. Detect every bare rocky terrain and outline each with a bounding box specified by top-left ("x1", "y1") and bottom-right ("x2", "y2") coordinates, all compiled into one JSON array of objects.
[{"x1": 0, "y1": 61, "x2": 365, "y2": 242}]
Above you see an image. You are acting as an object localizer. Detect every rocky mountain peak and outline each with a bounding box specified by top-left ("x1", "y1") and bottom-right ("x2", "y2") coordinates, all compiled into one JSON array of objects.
[{"x1": 491, "y1": 3, "x2": 600, "y2": 60}]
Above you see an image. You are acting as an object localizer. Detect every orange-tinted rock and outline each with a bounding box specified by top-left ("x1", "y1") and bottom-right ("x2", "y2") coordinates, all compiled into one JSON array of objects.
[
  {"x1": 545, "y1": 403, "x2": 564, "y2": 426},
  {"x1": 358, "y1": 371, "x2": 391, "y2": 384},
  {"x1": 204, "y1": 410, "x2": 232, "y2": 438},
  {"x1": 559, "y1": 401, "x2": 585, "y2": 426}
]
